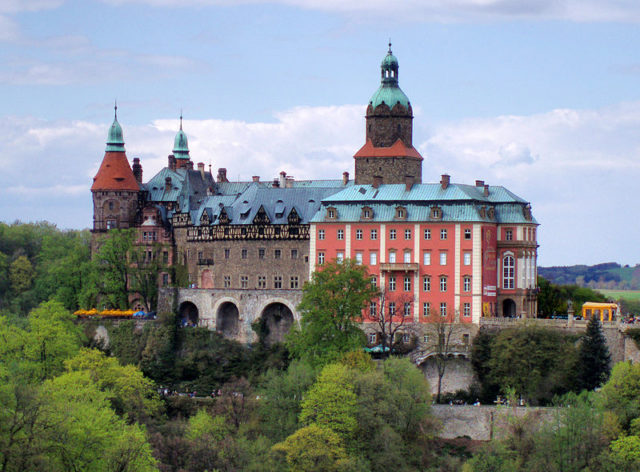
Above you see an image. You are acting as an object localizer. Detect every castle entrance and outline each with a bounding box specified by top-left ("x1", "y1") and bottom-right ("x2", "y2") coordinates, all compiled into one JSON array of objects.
[
  {"x1": 502, "y1": 298, "x2": 517, "y2": 318},
  {"x1": 179, "y1": 301, "x2": 199, "y2": 326},
  {"x1": 260, "y1": 303, "x2": 294, "y2": 345},
  {"x1": 217, "y1": 302, "x2": 239, "y2": 337}
]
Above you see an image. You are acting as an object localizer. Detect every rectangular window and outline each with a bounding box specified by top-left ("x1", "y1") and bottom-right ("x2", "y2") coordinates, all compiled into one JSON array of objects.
[
  {"x1": 423, "y1": 302, "x2": 431, "y2": 317},
  {"x1": 368, "y1": 332, "x2": 377, "y2": 343},
  {"x1": 224, "y1": 276, "x2": 231, "y2": 288},
  {"x1": 355, "y1": 252, "x2": 363, "y2": 265},
  {"x1": 290, "y1": 276, "x2": 299, "y2": 289},
  {"x1": 463, "y1": 276, "x2": 471, "y2": 292},
  {"x1": 404, "y1": 276, "x2": 411, "y2": 291},
  {"x1": 440, "y1": 302, "x2": 447, "y2": 317},
  {"x1": 424, "y1": 228, "x2": 431, "y2": 240},
  {"x1": 162, "y1": 273, "x2": 169, "y2": 286},
  {"x1": 240, "y1": 276, "x2": 248, "y2": 288},
  {"x1": 440, "y1": 229, "x2": 448, "y2": 240},
  {"x1": 464, "y1": 303, "x2": 471, "y2": 317},
  {"x1": 337, "y1": 252, "x2": 344, "y2": 262},
  {"x1": 423, "y1": 334, "x2": 429, "y2": 343},
  {"x1": 259, "y1": 248, "x2": 265, "y2": 259},
  {"x1": 198, "y1": 251, "x2": 203, "y2": 262},
  {"x1": 274, "y1": 276, "x2": 282, "y2": 289},
  {"x1": 404, "y1": 302, "x2": 411, "y2": 317},
  {"x1": 440, "y1": 252, "x2": 447, "y2": 265},
  {"x1": 463, "y1": 333, "x2": 470, "y2": 345},
  {"x1": 389, "y1": 276, "x2": 396, "y2": 291},
  {"x1": 337, "y1": 229, "x2": 344, "y2": 240},
  {"x1": 403, "y1": 251, "x2": 411, "y2": 263},
  {"x1": 389, "y1": 302, "x2": 396, "y2": 316},
  {"x1": 371, "y1": 276, "x2": 377, "y2": 288},
  {"x1": 464, "y1": 252, "x2": 471, "y2": 266},
  {"x1": 369, "y1": 302, "x2": 377, "y2": 318},
  {"x1": 356, "y1": 229, "x2": 363, "y2": 240},
  {"x1": 389, "y1": 251, "x2": 396, "y2": 263},
  {"x1": 404, "y1": 229, "x2": 411, "y2": 240},
  {"x1": 258, "y1": 276, "x2": 266, "y2": 288},
  {"x1": 464, "y1": 228, "x2": 472, "y2": 240},
  {"x1": 503, "y1": 255, "x2": 515, "y2": 289},
  {"x1": 163, "y1": 251, "x2": 169, "y2": 264},
  {"x1": 318, "y1": 252, "x2": 325, "y2": 265},
  {"x1": 402, "y1": 332, "x2": 410, "y2": 342},
  {"x1": 224, "y1": 248, "x2": 230, "y2": 259},
  {"x1": 274, "y1": 249, "x2": 281, "y2": 259},
  {"x1": 423, "y1": 276, "x2": 431, "y2": 292},
  {"x1": 505, "y1": 229, "x2": 513, "y2": 241},
  {"x1": 369, "y1": 252, "x2": 377, "y2": 265},
  {"x1": 318, "y1": 229, "x2": 325, "y2": 240},
  {"x1": 423, "y1": 252, "x2": 431, "y2": 266},
  {"x1": 389, "y1": 229, "x2": 396, "y2": 240},
  {"x1": 370, "y1": 229, "x2": 378, "y2": 240},
  {"x1": 291, "y1": 249, "x2": 298, "y2": 259},
  {"x1": 241, "y1": 248, "x2": 248, "y2": 259},
  {"x1": 440, "y1": 276, "x2": 447, "y2": 292}
]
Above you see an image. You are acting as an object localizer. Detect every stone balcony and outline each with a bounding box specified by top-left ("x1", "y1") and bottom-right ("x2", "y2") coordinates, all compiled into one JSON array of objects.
[{"x1": 380, "y1": 262, "x2": 419, "y2": 272}]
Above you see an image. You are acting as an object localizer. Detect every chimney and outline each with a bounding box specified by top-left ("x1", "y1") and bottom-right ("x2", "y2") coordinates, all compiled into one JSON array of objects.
[
  {"x1": 168, "y1": 154, "x2": 176, "y2": 171},
  {"x1": 440, "y1": 174, "x2": 450, "y2": 190},
  {"x1": 252, "y1": 176, "x2": 260, "y2": 183},
  {"x1": 132, "y1": 157, "x2": 143, "y2": 183},
  {"x1": 272, "y1": 178, "x2": 280, "y2": 188},
  {"x1": 475, "y1": 180, "x2": 484, "y2": 187},
  {"x1": 404, "y1": 175, "x2": 414, "y2": 192},
  {"x1": 186, "y1": 161, "x2": 194, "y2": 170},
  {"x1": 165, "y1": 177, "x2": 172, "y2": 192},
  {"x1": 217, "y1": 168, "x2": 228, "y2": 183},
  {"x1": 484, "y1": 184, "x2": 489, "y2": 197},
  {"x1": 197, "y1": 162, "x2": 205, "y2": 178},
  {"x1": 279, "y1": 171, "x2": 286, "y2": 188},
  {"x1": 372, "y1": 175, "x2": 383, "y2": 189},
  {"x1": 285, "y1": 176, "x2": 294, "y2": 188},
  {"x1": 342, "y1": 171, "x2": 349, "y2": 185}
]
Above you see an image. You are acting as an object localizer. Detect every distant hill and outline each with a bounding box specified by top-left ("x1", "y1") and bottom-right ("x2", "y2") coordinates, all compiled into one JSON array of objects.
[{"x1": 539, "y1": 262, "x2": 640, "y2": 290}]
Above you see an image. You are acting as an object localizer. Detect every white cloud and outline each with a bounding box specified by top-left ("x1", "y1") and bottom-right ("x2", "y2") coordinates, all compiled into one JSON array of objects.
[
  {"x1": 4, "y1": 101, "x2": 640, "y2": 264},
  {"x1": 98, "y1": 0, "x2": 640, "y2": 22},
  {"x1": 0, "y1": 0, "x2": 63, "y2": 13}
]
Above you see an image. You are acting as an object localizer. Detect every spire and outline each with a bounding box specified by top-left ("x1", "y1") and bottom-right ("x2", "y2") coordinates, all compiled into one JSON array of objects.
[
  {"x1": 173, "y1": 113, "x2": 190, "y2": 160},
  {"x1": 368, "y1": 43, "x2": 410, "y2": 111},
  {"x1": 105, "y1": 102, "x2": 125, "y2": 152}
]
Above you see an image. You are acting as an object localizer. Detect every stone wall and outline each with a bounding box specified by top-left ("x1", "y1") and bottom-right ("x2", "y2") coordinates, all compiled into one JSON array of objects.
[
  {"x1": 354, "y1": 156, "x2": 422, "y2": 185},
  {"x1": 421, "y1": 358, "x2": 476, "y2": 396},
  {"x1": 432, "y1": 405, "x2": 557, "y2": 440}
]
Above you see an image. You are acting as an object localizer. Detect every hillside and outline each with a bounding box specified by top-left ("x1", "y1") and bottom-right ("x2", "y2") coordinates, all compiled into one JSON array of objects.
[{"x1": 539, "y1": 262, "x2": 640, "y2": 290}]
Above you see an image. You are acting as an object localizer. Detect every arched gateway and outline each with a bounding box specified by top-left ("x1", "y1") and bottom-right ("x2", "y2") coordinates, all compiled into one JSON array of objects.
[
  {"x1": 259, "y1": 302, "x2": 294, "y2": 345},
  {"x1": 217, "y1": 302, "x2": 239, "y2": 337}
]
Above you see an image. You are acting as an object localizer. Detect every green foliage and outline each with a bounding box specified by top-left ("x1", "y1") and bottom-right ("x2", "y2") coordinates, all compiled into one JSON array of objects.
[
  {"x1": 288, "y1": 259, "x2": 376, "y2": 367},
  {"x1": 9, "y1": 255, "x2": 34, "y2": 293},
  {"x1": 601, "y1": 361, "x2": 640, "y2": 431},
  {"x1": 91, "y1": 229, "x2": 136, "y2": 309},
  {"x1": 537, "y1": 276, "x2": 607, "y2": 317},
  {"x1": 576, "y1": 315, "x2": 611, "y2": 391},
  {"x1": 608, "y1": 435, "x2": 640, "y2": 471},
  {"x1": 186, "y1": 409, "x2": 229, "y2": 441},
  {"x1": 470, "y1": 328, "x2": 500, "y2": 403}
]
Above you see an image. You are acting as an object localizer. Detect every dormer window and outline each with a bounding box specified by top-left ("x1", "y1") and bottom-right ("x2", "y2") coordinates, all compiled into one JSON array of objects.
[
  {"x1": 326, "y1": 207, "x2": 338, "y2": 220},
  {"x1": 430, "y1": 206, "x2": 442, "y2": 220},
  {"x1": 488, "y1": 208, "x2": 495, "y2": 220},
  {"x1": 361, "y1": 206, "x2": 373, "y2": 220},
  {"x1": 395, "y1": 206, "x2": 407, "y2": 220}
]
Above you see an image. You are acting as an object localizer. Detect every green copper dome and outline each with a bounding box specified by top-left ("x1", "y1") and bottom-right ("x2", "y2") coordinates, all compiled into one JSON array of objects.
[
  {"x1": 172, "y1": 116, "x2": 190, "y2": 160},
  {"x1": 369, "y1": 44, "x2": 410, "y2": 110},
  {"x1": 105, "y1": 106, "x2": 125, "y2": 152}
]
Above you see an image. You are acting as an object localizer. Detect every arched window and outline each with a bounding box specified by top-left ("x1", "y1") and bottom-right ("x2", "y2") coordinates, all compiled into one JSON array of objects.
[{"x1": 503, "y1": 255, "x2": 515, "y2": 289}]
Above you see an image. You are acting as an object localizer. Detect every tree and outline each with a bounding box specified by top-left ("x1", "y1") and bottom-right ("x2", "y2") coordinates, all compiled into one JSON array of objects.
[
  {"x1": 576, "y1": 315, "x2": 611, "y2": 391},
  {"x1": 287, "y1": 259, "x2": 377, "y2": 366},
  {"x1": 600, "y1": 361, "x2": 640, "y2": 431},
  {"x1": 129, "y1": 242, "x2": 168, "y2": 312},
  {"x1": 9, "y1": 256, "x2": 33, "y2": 294},
  {"x1": 369, "y1": 287, "x2": 416, "y2": 358},
  {"x1": 91, "y1": 229, "x2": 136, "y2": 309}
]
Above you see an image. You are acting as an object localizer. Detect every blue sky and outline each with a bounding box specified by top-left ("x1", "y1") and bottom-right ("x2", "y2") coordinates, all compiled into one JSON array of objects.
[{"x1": 2, "y1": 0, "x2": 640, "y2": 266}]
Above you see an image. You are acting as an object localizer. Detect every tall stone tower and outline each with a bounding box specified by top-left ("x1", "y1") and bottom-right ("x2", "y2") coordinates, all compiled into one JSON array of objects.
[
  {"x1": 354, "y1": 44, "x2": 423, "y2": 185},
  {"x1": 91, "y1": 106, "x2": 140, "y2": 233}
]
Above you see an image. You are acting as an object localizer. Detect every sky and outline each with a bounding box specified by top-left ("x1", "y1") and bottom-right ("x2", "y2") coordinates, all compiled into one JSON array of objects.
[{"x1": 1, "y1": 0, "x2": 640, "y2": 267}]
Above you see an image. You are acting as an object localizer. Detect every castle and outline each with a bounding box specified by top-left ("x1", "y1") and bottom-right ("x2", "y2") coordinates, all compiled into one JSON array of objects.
[{"x1": 91, "y1": 45, "x2": 539, "y2": 345}]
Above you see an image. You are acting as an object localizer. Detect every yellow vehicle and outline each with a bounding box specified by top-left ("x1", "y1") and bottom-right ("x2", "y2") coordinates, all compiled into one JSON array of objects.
[{"x1": 581, "y1": 302, "x2": 618, "y2": 322}]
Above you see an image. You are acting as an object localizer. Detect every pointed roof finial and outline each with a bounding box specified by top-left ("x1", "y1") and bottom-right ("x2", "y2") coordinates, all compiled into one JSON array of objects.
[
  {"x1": 114, "y1": 99, "x2": 118, "y2": 120},
  {"x1": 388, "y1": 39, "x2": 392, "y2": 54},
  {"x1": 179, "y1": 109, "x2": 183, "y2": 130}
]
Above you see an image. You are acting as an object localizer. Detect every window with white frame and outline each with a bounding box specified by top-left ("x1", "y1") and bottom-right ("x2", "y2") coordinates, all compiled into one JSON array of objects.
[
  {"x1": 370, "y1": 252, "x2": 377, "y2": 265},
  {"x1": 503, "y1": 255, "x2": 515, "y2": 289},
  {"x1": 423, "y1": 302, "x2": 431, "y2": 317},
  {"x1": 463, "y1": 276, "x2": 471, "y2": 292},
  {"x1": 440, "y1": 252, "x2": 447, "y2": 265},
  {"x1": 369, "y1": 302, "x2": 377, "y2": 318},
  {"x1": 318, "y1": 252, "x2": 325, "y2": 265},
  {"x1": 404, "y1": 229, "x2": 411, "y2": 240},
  {"x1": 274, "y1": 276, "x2": 282, "y2": 288},
  {"x1": 356, "y1": 229, "x2": 363, "y2": 240},
  {"x1": 423, "y1": 275, "x2": 431, "y2": 292},
  {"x1": 464, "y1": 228, "x2": 472, "y2": 240},
  {"x1": 370, "y1": 229, "x2": 377, "y2": 240},
  {"x1": 404, "y1": 251, "x2": 411, "y2": 263},
  {"x1": 464, "y1": 252, "x2": 471, "y2": 266},
  {"x1": 440, "y1": 276, "x2": 447, "y2": 292},
  {"x1": 290, "y1": 276, "x2": 299, "y2": 289},
  {"x1": 368, "y1": 332, "x2": 377, "y2": 343},
  {"x1": 463, "y1": 303, "x2": 471, "y2": 317},
  {"x1": 423, "y1": 334, "x2": 429, "y2": 343},
  {"x1": 240, "y1": 275, "x2": 248, "y2": 288},
  {"x1": 224, "y1": 276, "x2": 231, "y2": 288},
  {"x1": 389, "y1": 229, "x2": 397, "y2": 240},
  {"x1": 389, "y1": 276, "x2": 396, "y2": 291},
  {"x1": 318, "y1": 229, "x2": 325, "y2": 240},
  {"x1": 440, "y1": 228, "x2": 448, "y2": 240},
  {"x1": 258, "y1": 275, "x2": 266, "y2": 288},
  {"x1": 337, "y1": 229, "x2": 344, "y2": 240},
  {"x1": 389, "y1": 302, "x2": 396, "y2": 316},
  {"x1": 505, "y1": 229, "x2": 513, "y2": 241},
  {"x1": 404, "y1": 276, "x2": 411, "y2": 291},
  {"x1": 440, "y1": 302, "x2": 447, "y2": 317},
  {"x1": 371, "y1": 276, "x2": 377, "y2": 288},
  {"x1": 423, "y1": 252, "x2": 431, "y2": 265},
  {"x1": 355, "y1": 252, "x2": 363, "y2": 265},
  {"x1": 389, "y1": 251, "x2": 396, "y2": 263},
  {"x1": 404, "y1": 303, "x2": 411, "y2": 317},
  {"x1": 424, "y1": 228, "x2": 431, "y2": 240},
  {"x1": 337, "y1": 252, "x2": 344, "y2": 262}
]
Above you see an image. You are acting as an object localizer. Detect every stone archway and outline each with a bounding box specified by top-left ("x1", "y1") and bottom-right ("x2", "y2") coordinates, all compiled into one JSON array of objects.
[
  {"x1": 259, "y1": 302, "x2": 294, "y2": 345},
  {"x1": 217, "y1": 302, "x2": 239, "y2": 337},
  {"x1": 179, "y1": 301, "x2": 199, "y2": 326},
  {"x1": 503, "y1": 298, "x2": 517, "y2": 318}
]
